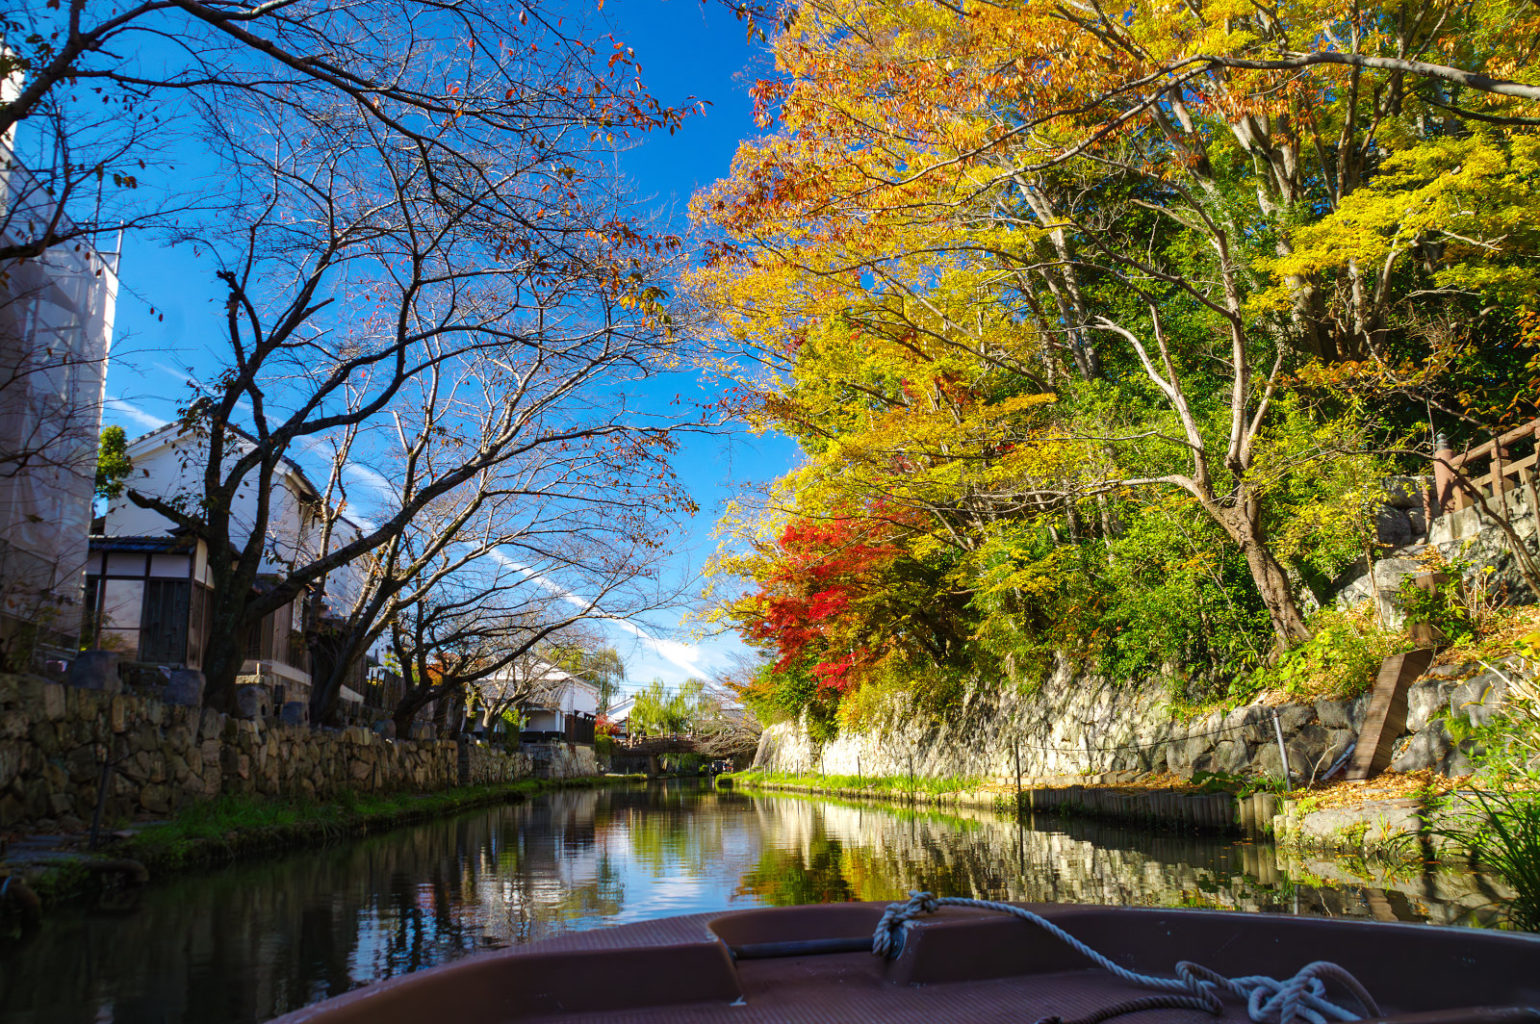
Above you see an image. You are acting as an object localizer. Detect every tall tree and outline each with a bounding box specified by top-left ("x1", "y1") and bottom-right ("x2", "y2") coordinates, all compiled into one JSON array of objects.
[
  {"x1": 69, "y1": 0, "x2": 701, "y2": 712},
  {"x1": 692, "y1": 0, "x2": 1540, "y2": 654}
]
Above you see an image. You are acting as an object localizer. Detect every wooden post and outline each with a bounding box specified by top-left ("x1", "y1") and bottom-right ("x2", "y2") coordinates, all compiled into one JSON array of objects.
[
  {"x1": 1013, "y1": 738, "x2": 1022, "y2": 809},
  {"x1": 1348, "y1": 648, "x2": 1436, "y2": 780},
  {"x1": 1492, "y1": 444, "x2": 1507, "y2": 514},
  {"x1": 1433, "y1": 433, "x2": 1457, "y2": 513}
]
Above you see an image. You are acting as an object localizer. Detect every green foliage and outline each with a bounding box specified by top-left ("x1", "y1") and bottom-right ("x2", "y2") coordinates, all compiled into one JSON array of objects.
[
  {"x1": 1417, "y1": 632, "x2": 1540, "y2": 930},
  {"x1": 1411, "y1": 789, "x2": 1540, "y2": 931},
  {"x1": 734, "y1": 769, "x2": 984, "y2": 798},
  {"x1": 629, "y1": 678, "x2": 720, "y2": 738},
  {"x1": 94, "y1": 425, "x2": 132, "y2": 501},
  {"x1": 1398, "y1": 568, "x2": 1478, "y2": 647},
  {"x1": 1255, "y1": 609, "x2": 1411, "y2": 701},
  {"x1": 1093, "y1": 498, "x2": 1274, "y2": 695}
]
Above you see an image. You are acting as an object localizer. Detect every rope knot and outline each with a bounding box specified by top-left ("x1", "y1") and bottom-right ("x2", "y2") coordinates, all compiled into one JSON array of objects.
[{"x1": 871, "y1": 890, "x2": 941, "y2": 959}]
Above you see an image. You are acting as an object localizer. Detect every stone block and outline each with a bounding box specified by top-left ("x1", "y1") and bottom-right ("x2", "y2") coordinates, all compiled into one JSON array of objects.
[
  {"x1": 1382, "y1": 476, "x2": 1428, "y2": 510},
  {"x1": 65, "y1": 745, "x2": 98, "y2": 783},
  {"x1": 1449, "y1": 673, "x2": 1508, "y2": 727},
  {"x1": 161, "y1": 669, "x2": 205, "y2": 707},
  {"x1": 109, "y1": 695, "x2": 129, "y2": 734},
  {"x1": 1265, "y1": 705, "x2": 1307, "y2": 736},
  {"x1": 140, "y1": 783, "x2": 171, "y2": 814},
  {"x1": 1315, "y1": 699, "x2": 1354, "y2": 730},
  {"x1": 67, "y1": 651, "x2": 121, "y2": 694},
  {"x1": 279, "y1": 701, "x2": 309, "y2": 727},
  {"x1": 1405, "y1": 680, "x2": 1454, "y2": 733},
  {"x1": 1211, "y1": 740, "x2": 1249, "y2": 774},
  {"x1": 1376, "y1": 507, "x2": 1415, "y2": 549},
  {"x1": 234, "y1": 685, "x2": 273, "y2": 721},
  {"x1": 42, "y1": 682, "x2": 66, "y2": 721},
  {"x1": 1390, "y1": 723, "x2": 1451, "y2": 773}
]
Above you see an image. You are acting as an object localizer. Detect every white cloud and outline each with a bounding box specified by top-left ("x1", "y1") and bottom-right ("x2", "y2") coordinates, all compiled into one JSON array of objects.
[
  {"x1": 104, "y1": 395, "x2": 168, "y2": 431},
  {"x1": 483, "y1": 547, "x2": 726, "y2": 685},
  {"x1": 341, "y1": 462, "x2": 398, "y2": 503}
]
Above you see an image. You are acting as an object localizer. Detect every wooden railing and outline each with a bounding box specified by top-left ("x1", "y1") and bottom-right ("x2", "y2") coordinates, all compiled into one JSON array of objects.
[{"x1": 1439, "y1": 417, "x2": 1540, "y2": 514}]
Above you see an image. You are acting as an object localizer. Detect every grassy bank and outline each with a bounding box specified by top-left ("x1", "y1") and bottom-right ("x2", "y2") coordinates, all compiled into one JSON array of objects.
[
  {"x1": 16, "y1": 775, "x2": 643, "y2": 907},
  {"x1": 718, "y1": 768, "x2": 1007, "y2": 810}
]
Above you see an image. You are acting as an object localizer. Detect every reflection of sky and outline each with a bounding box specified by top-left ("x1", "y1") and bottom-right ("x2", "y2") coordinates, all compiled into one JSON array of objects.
[{"x1": 0, "y1": 784, "x2": 1509, "y2": 1024}]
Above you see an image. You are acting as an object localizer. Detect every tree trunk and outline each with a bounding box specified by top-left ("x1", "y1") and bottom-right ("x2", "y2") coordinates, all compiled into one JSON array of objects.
[
  {"x1": 1217, "y1": 502, "x2": 1310, "y2": 648},
  {"x1": 201, "y1": 598, "x2": 248, "y2": 713}
]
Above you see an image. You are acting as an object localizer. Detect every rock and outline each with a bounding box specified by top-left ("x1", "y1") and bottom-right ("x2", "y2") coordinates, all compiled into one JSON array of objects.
[
  {"x1": 1405, "y1": 680, "x2": 1453, "y2": 732},
  {"x1": 161, "y1": 669, "x2": 205, "y2": 707},
  {"x1": 1332, "y1": 556, "x2": 1423, "y2": 625},
  {"x1": 67, "y1": 651, "x2": 121, "y2": 694},
  {"x1": 279, "y1": 701, "x2": 309, "y2": 727},
  {"x1": 1376, "y1": 507, "x2": 1415, "y2": 549},
  {"x1": 1449, "y1": 673, "x2": 1508, "y2": 727},
  {"x1": 42, "y1": 682, "x2": 66, "y2": 720},
  {"x1": 1275, "y1": 704, "x2": 1314, "y2": 734},
  {"x1": 1391, "y1": 723, "x2": 1452, "y2": 773},
  {"x1": 109, "y1": 695, "x2": 129, "y2": 733},
  {"x1": 1315, "y1": 699, "x2": 1354, "y2": 730},
  {"x1": 139, "y1": 784, "x2": 171, "y2": 814},
  {"x1": 1211, "y1": 740, "x2": 1249, "y2": 774},
  {"x1": 234, "y1": 685, "x2": 273, "y2": 721},
  {"x1": 1382, "y1": 476, "x2": 1428, "y2": 510},
  {"x1": 0, "y1": 742, "x2": 20, "y2": 790},
  {"x1": 1285, "y1": 725, "x2": 1331, "y2": 779}
]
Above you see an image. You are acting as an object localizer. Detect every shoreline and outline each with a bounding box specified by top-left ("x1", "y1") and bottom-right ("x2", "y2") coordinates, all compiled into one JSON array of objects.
[
  {"x1": 3, "y1": 774, "x2": 643, "y2": 915},
  {"x1": 720, "y1": 769, "x2": 1485, "y2": 862}
]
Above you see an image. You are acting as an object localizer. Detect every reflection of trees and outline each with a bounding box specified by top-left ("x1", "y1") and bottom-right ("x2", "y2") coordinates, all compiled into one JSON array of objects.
[
  {"x1": 738, "y1": 839, "x2": 856, "y2": 905},
  {"x1": 0, "y1": 785, "x2": 1511, "y2": 1024}
]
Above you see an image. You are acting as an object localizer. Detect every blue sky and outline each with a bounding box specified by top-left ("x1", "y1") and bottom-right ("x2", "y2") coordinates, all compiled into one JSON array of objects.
[{"x1": 100, "y1": 0, "x2": 798, "y2": 693}]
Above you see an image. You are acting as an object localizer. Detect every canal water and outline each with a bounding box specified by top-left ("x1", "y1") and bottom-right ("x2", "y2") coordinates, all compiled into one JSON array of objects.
[{"x1": 0, "y1": 782, "x2": 1506, "y2": 1023}]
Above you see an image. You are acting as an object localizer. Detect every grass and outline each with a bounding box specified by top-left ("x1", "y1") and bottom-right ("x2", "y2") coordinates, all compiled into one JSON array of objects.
[{"x1": 1409, "y1": 788, "x2": 1540, "y2": 931}]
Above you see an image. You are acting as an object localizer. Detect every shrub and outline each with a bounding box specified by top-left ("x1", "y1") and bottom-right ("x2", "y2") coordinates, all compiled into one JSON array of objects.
[{"x1": 1258, "y1": 607, "x2": 1409, "y2": 701}]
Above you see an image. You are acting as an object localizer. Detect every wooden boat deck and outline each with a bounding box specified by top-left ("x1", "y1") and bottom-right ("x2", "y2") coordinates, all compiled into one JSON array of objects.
[{"x1": 272, "y1": 902, "x2": 1540, "y2": 1024}]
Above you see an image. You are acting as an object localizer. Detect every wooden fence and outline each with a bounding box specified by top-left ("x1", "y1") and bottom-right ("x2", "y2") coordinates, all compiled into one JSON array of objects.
[{"x1": 1440, "y1": 417, "x2": 1540, "y2": 514}]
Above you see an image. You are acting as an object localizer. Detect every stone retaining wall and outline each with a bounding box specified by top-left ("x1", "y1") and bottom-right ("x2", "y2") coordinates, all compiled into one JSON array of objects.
[
  {"x1": 753, "y1": 656, "x2": 1512, "y2": 786},
  {"x1": 0, "y1": 675, "x2": 540, "y2": 831},
  {"x1": 525, "y1": 741, "x2": 599, "y2": 779}
]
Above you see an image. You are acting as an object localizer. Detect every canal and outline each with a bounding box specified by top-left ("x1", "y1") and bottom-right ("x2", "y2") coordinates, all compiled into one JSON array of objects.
[{"x1": 0, "y1": 781, "x2": 1505, "y2": 1023}]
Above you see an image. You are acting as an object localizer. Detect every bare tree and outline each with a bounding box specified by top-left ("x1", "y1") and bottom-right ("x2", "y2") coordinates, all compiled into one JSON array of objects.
[
  {"x1": 93, "y1": 1, "x2": 701, "y2": 712},
  {"x1": 383, "y1": 553, "x2": 661, "y2": 736}
]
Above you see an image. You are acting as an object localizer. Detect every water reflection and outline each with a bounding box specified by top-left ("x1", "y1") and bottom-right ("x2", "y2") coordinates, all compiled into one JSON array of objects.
[{"x1": 0, "y1": 782, "x2": 1506, "y2": 1023}]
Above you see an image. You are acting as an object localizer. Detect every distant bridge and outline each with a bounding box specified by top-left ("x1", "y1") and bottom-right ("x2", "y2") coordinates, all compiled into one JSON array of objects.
[
  {"x1": 614, "y1": 735, "x2": 708, "y2": 758},
  {"x1": 610, "y1": 733, "x2": 757, "y2": 773}
]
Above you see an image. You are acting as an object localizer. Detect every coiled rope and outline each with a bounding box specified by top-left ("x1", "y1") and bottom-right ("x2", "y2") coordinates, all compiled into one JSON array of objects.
[{"x1": 872, "y1": 893, "x2": 1381, "y2": 1024}]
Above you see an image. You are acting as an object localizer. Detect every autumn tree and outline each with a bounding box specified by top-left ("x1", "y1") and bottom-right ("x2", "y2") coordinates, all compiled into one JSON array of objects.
[{"x1": 693, "y1": 0, "x2": 1540, "y2": 678}]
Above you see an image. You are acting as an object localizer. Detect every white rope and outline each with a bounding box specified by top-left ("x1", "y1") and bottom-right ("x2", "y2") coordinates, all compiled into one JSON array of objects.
[{"x1": 872, "y1": 892, "x2": 1381, "y2": 1024}]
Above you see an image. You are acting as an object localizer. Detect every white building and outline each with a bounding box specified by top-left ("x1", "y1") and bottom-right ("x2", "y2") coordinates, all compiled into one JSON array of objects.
[
  {"x1": 86, "y1": 424, "x2": 370, "y2": 699},
  {"x1": 474, "y1": 654, "x2": 598, "y2": 744},
  {"x1": 0, "y1": 99, "x2": 120, "y2": 660}
]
